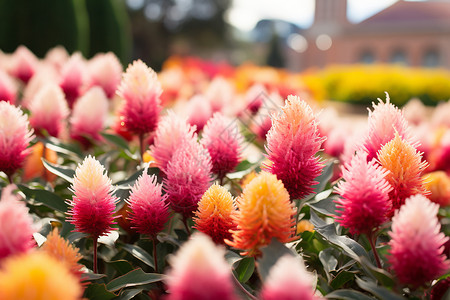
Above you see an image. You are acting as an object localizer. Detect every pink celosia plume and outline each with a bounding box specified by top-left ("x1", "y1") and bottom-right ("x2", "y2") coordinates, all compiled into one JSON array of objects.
[
  {"x1": 87, "y1": 52, "x2": 122, "y2": 99},
  {"x1": 59, "y1": 52, "x2": 86, "y2": 108},
  {"x1": 9, "y1": 46, "x2": 38, "y2": 83},
  {"x1": 186, "y1": 94, "x2": 212, "y2": 132},
  {"x1": 0, "y1": 70, "x2": 17, "y2": 104}
]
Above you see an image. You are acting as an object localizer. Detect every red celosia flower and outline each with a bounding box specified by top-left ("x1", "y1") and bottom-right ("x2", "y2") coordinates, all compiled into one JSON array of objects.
[
  {"x1": 127, "y1": 168, "x2": 170, "y2": 239},
  {"x1": 10, "y1": 46, "x2": 38, "y2": 83},
  {"x1": 388, "y1": 195, "x2": 449, "y2": 287},
  {"x1": 29, "y1": 83, "x2": 69, "y2": 138},
  {"x1": 164, "y1": 138, "x2": 212, "y2": 219},
  {"x1": 67, "y1": 156, "x2": 117, "y2": 238},
  {"x1": 377, "y1": 133, "x2": 429, "y2": 216},
  {"x1": 193, "y1": 184, "x2": 237, "y2": 244},
  {"x1": 117, "y1": 60, "x2": 162, "y2": 136},
  {"x1": 165, "y1": 233, "x2": 238, "y2": 300},
  {"x1": 335, "y1": 151, "x2": 392, "y2": 235},
  {"x1": 0, "y1": 185, "x2": 35, "y2": 261},
  {"x1": 59, "y1": 52, "x2": 86, "y2": 108},
  {"x1": 265, "y1": 95, "x2": 324, "y2": 200},
  {"x1": 201, "y1": 112, "x2": 243, "y2": 179},
  {"x1": 87, "y1": 52, "x2": 122, "y2": 99},
  {"x1": 0, "y1": 102, "x2": 34, "y2": 179},
  {"x1": 0, "y1": 70, "x2": 17, "y2": 104},
  {"x1": 261, "y1": 255, "x2": 319, "y2": 300},
  {"x1": 226, "y1": 172, "x2": 297, "y2": 257},
  {"x1": 186, "y1": 95, "x2": 212, "y2": 132}
]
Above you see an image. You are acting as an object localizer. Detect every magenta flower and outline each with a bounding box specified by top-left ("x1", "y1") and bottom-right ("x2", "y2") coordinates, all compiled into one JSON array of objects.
[
  {"x1": 335, "y1": 151, "x2": 392, "y2": 235},
  {"x1": 388, "y1": 194, "x2": 449, "y2": 288},
  {"x1": 29, "y1": 84, "x2": 69, "y2": 138},
  {"x1": 0, "y1": 70, "x2": 17, "y2": 104},
  {"x1": 59, "y1": 52, "x2": 86, "y2": 108},
  {"x1": 0, "y1": 102, "x2": 34, "y2": 180},
  {"x1": 186, "y1": 95, "x2": 212, "y2": 132},
  {"x1": 10, "y1": 46, "x2": 38, "y2": 83},
  {"x1": 265, "y1": 95, "x2": 324, "y2": 200},
  {"x1": 67, "y1": 156, "x2": 117, "y2": 238},
  {"x1": 165, "y1": 233, "x2": 237, "y2": 300},
  {"x1": 0, "y1": 185, "x2": 36, "y2": 261},
  {"x1": 201, "y1": 112, "x2": 243, "y2": 179},
  {"x1": 87, "y1": 52, "x2": 122, "y2": 99},
  {"x1": 261, "y1": 255, "x2": 319, "y2": 300},
  {"x1": 127, "y1": 167, "x2": 170, "y2": 239}
]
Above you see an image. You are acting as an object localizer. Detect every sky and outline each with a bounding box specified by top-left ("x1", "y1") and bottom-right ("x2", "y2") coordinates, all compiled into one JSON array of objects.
[{"x1": 226, "y1": 0, "x2": 400, "y2": 31}]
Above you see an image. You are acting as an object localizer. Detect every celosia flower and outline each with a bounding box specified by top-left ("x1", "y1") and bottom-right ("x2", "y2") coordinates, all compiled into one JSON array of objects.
[
  {"x1": 22, "y1": 141, "x2": 57, "y2": 182},
  {"x1": 0, "y1": 252, "x2": 83, "y2": 300},
  {"x1": 334, "y1": 151, "x2": 392, "y2": 235},
  {"x1": 423, "y1": 171, "x2": 450, "y2": 207},
  {"x1": 193, "y1": 185, "x2": 237, "y2": 244},
  {"x1": 164, "y1": 138, "x2": 212, "y2": 219},
  {"x1": 0, "y1": 185, "x2": 35, "y2": 261},
  {"x1": 205, "y1": 76, "x2": 234, "y2": 113},
  {"x1": 165, "y1": 233, "x2": 237, "y2": 300},
  {"x1": 150, "y1": 111, "x2": 197, "y2": 172},
  {"x1": 226, "y1": 172, "x2": 296, "y2": 256},
  {"x1": 265, "y1": 95, "x2": 324, "y2": 200},
  {"x1": 261, "y1": 255, "x2": 319, "y2": 300},
  {"x1": 201, "y1": 113, "x2": 243, "y2": 179},
  {"x1": 67, "y1": 156, "x2": 117, "y2": 238},
  {"x1": 244, "y1": 83, "x2": 267, "y2": 114},
  {"x1": 0, "y1": 69, "x2": 17, "y2": 104},
  {"x1": 377, "y1": 133, "x2": 429, "y2": 216},
  {"x1": 29, "y1": 83, "x2": 69, "y2": 137},
  {"x1": 87, "y1": 52, "x2": 122, "y2": 99},
  {"x1": 21, "y1": 66, "x2": 58, "y2": 108},
  {"x1": 297, "y1": 220, "x2": 315, "y2": 234},
  {"x1": 70, "y1": 87, "x2": 109, "y2": 146},
  {"x1": 9, "y1": 45, "x2": 38, "y2": 83},
  {"x1": 44, "y1": 46, "x2": 69, "y2": 71},
  {"x1": 117, "y1": 60, "x2": 162, "y2": 135},
  {"x1": 127, "y1": 168, "x2": 170, "y2": 238},
  {"x1": 186, "y1": 94, "x2": 212, "y2": 132},
  {"x1": 363, "y1": 93, "x2": 417, "y2": 161},
  {"x1": 41, "y1": 228, "x2": 83, "y2": 280},
  {"x1": 388, "y1": 195, "x2": 449, "y2": 287},
  {"x1": 59, "y1": 52, "x2": 86, "y2": 108},
  {"x1": 0, "y1": 102, "x2": 34, "y2": 179}
]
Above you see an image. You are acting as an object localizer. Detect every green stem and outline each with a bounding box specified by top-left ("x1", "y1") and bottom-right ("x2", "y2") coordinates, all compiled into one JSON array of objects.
[
  {"x1": 93, "y1": 236, "x2": 98, "y2": 273},
  {"x1": 153, "y1": 239, "x2": 159, "y2": 273},
  {"x1": 138, "y1": 133, "x2": 146, "y2": 163},
  {"x1": 183, "y1": 217, "x2": 191, "y2": 235},
  {"x1": 368, "y1": 233, "x2": 382, "y2": 269}
]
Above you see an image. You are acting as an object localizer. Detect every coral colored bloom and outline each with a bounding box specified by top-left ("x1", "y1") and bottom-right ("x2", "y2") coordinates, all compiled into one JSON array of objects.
[
  {"x1": 41, "y1": 228, "x2": 83, "y2": 280},
  {"x1": 186, "y1": 94, "x2": 212, "y2": 132},
  {"x1": 0, "y1": 102, "x2": 34, "y2": 178},
  {"x1": 150, "y1": 111, "x2": 197, "y2": 172},
  {"x1": 297, "y1": 220, "x2": 315, "y2": 234},
  {"x1": 363, "y1": 93, "x2": 417, "y2": 161},
  {"x1": 127, "y1": 168, "x2": 170, "y2": 238},
  {"x1": 29, "y1": 83, "x2": 69, "y2": 137},
  {"x1": 193, "y1": 185, "x2": 237, "y2": 244},
  {"x1": 164, "y1": 138, "x2": 212, "y2": 218},
  {"x1": 201, "y1": 113, "x2": 243, "y2": 178},
  {"x1": 70, "y1": 87, "x2": 109, "y2": 146},
  {"x1": 67, "y1": 156, "x2": 117, "y2": 238},
  {"x1": 335, "y1": 152, "x2": 392, "y2": 235},
  {"x1": 388, "y1": 195, "x2": 449, "y2": 287},
  {"x1": 226, "y1": 172, "x2": 297, "y2": 257},
  {"x1": 165, "y1": 233, "x2": 238, "y2": 300},
  {"x1": 0, "y1": 185, "x2": 35, "y2": 261},
  {"x1": 261, "y1": 255, "x2": 319, "y2": 300},
  {"x1": 0, "y1": 252, "x2": 83, "y2": 300},
  {"x1": 265, "y1": 95, "x2": 324, "y2": 200},
  {"x1": 423, "y1": 171, "x2": 450, "y2": 207},
  {"x1": 378, "y1": 133, "x2": 429, "y2": 216},
  {"x1": 87, "y1": 52, "x2": 122, "y2": 99},
  {"x1": 117, "y1": 60, "x2": 162, "y2": 135},
  {"x1": 59, "y1": 52, "x2": 86, "y2": 108},
  {"x1": 22, "y1": 141, "x2": 57, "y2": 182},
  {"x1": 0, "y1": 69, "x2": 17, "y2": 104},
  {"x1": 10, "y1": 45, "x2": 38, "y2": 83}
]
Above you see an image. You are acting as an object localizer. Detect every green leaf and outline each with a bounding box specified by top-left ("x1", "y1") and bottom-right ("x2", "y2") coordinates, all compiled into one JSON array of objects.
[
  {"x1": 84, "y1": 283, "x2": 116, "y2": 300},
  {"x1": 118, "y1": 289, "x2": 143, "y2": 300},
  {"x1": 326, "y1": 289, "x2": 375, "y2": 300},
  {"x1": 360, "y1": 256, "x2": 395, "y2": 288},
  {"x1": 81, "y1": 273, "x2": 108, "y2": 282},
  {"x1": 235, "y1": 159, "x2": 255, "y2": 172},
  {"x1": 107, "y1": 260, "x2": 135, "y2": 276},
  {"x1": 330, "y1": 270, "x2": 355, "y2": 289},
  {"x1": 101, "y1": 132, "x2": 130, "y2": 150},
  {"x1": 45, "y1": 136, "x2": 83, "y2": 158},
  {"x1": 235, "y1": 257, "x2": 255, "y2": 283},
  {"x1": 257, "y1": 238, "x2": 296, "y2": 281},
  {"x1": 304, "y1": 160, "x2": 335, "y2": 201},
  {"x1": 309, "y1": 196, "x2": 338, "y2": 217},
  {"x1": 356, "y1": 277, "x2": 405, "y2": 300},
  {"x1": 18, "y1": 184, "x2": 68, "y2": 212},
  {"x1": 106, "y1": 268, "x2": 164, "y2": 292},
  {"x1": 121, "y1": 244, "x2": 155, "y2": 269},
  {"x1": 225, "y1": 250, "x2": 243, "y2": 266},
  {"x1": 42, "y1": 159, "x2": 75, "y2": 183},
  {"x1": 319, "y1": 248, "x2": 338, "y2": 274}
]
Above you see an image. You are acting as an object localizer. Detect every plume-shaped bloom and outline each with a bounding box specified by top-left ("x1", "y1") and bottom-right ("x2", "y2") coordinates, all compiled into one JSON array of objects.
[
  {"x1": 363, "y1": 93, "x2": 417, "y2": 161},
  {"x1": 0, "y1": 69, "x2": 17, "y2": 104},
  {"x1": 87, "y1": 52, "x2": 122, "y2": 99},
  {"x1": 70, "y1": 87, "x2": 109, "y2": 146},
  {"x1": 205, "y1": 76, "x2": 234, "y2": 113},
  {"x1": 117, "y1": 60, "x2": 162, "y2": 135},
  {"x1": 0, "y1": 102, "x2": 34, "y2": 179},
  {"x1": 335, "y1": 151, "x2": 392, "y2": 235},
  {"x1": 388, "y1": 195, "x2": 449, "y2": 287},
  {"x1": 0, "y1": 185, "x2": 35, "y2": 261},
  {"x1": 378, "y1": 133, "x2": 429, "y2": 216},
  {"x1": 41, "y1": 228, "x2": 83, "y2": 280},
  {"x1": 67, "y1": 156, "x2": 117, "y2": 238},
  {"x1": 44, "y1": 46, "x2": 69, "y2": 72},
  {"x1": 165, "y1": 233, "x2": 237, "y2": 300},
  {"x1": 265, "y1": 95, "x2": 324, "y2": 200},
  {"x1": 0, "y1": 252, "x2": 83, "y2": 300},
  {"x1": 9, "y1": 45, "x2": 38, "y2": 83},
  {"x1": 193, "y1": 185, "x2": 237, "y2": 244},
  {"x1": 261, "y1": 255, "x2": 319, "y2": 300},
  {"x1": 127, "y1": 168, "x2": 170, "y2": 238},
  {"x1": 150, "y1": 111, "x2": 197, "y2": 172},
  {"x1": 186, "y1": 94, "x2": 212, "y2": 132},
  {"x1": 29, "y1": 83, "x2": 69, "y2": 137},
  {"x1": 201, "y1": 113, "x2": 243, "y2": 178},
  {"x1": 164, "y1": 138, "x2": 212, "y2": 219},
  {"x1": 226, "y1": 172, "x2": 296, "y2": 256},
  {"x1": 423, "y1": 171, "x2": 450, "y2": 207},
  {"x1": 59, "y1": 52, "x2": 86, "y2": 108},
  {"x1": 21, "y1": 66, "x2": 58, "y2": 108}
]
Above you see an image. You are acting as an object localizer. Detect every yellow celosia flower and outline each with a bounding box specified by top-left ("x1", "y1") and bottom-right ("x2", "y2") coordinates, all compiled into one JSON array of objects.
[
  {"x1": 423, "y1": 171, "x2": 450, "y2": 207},
  {"x1": 297, "y1": 220, "x2": 315, "y2": 234}
]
